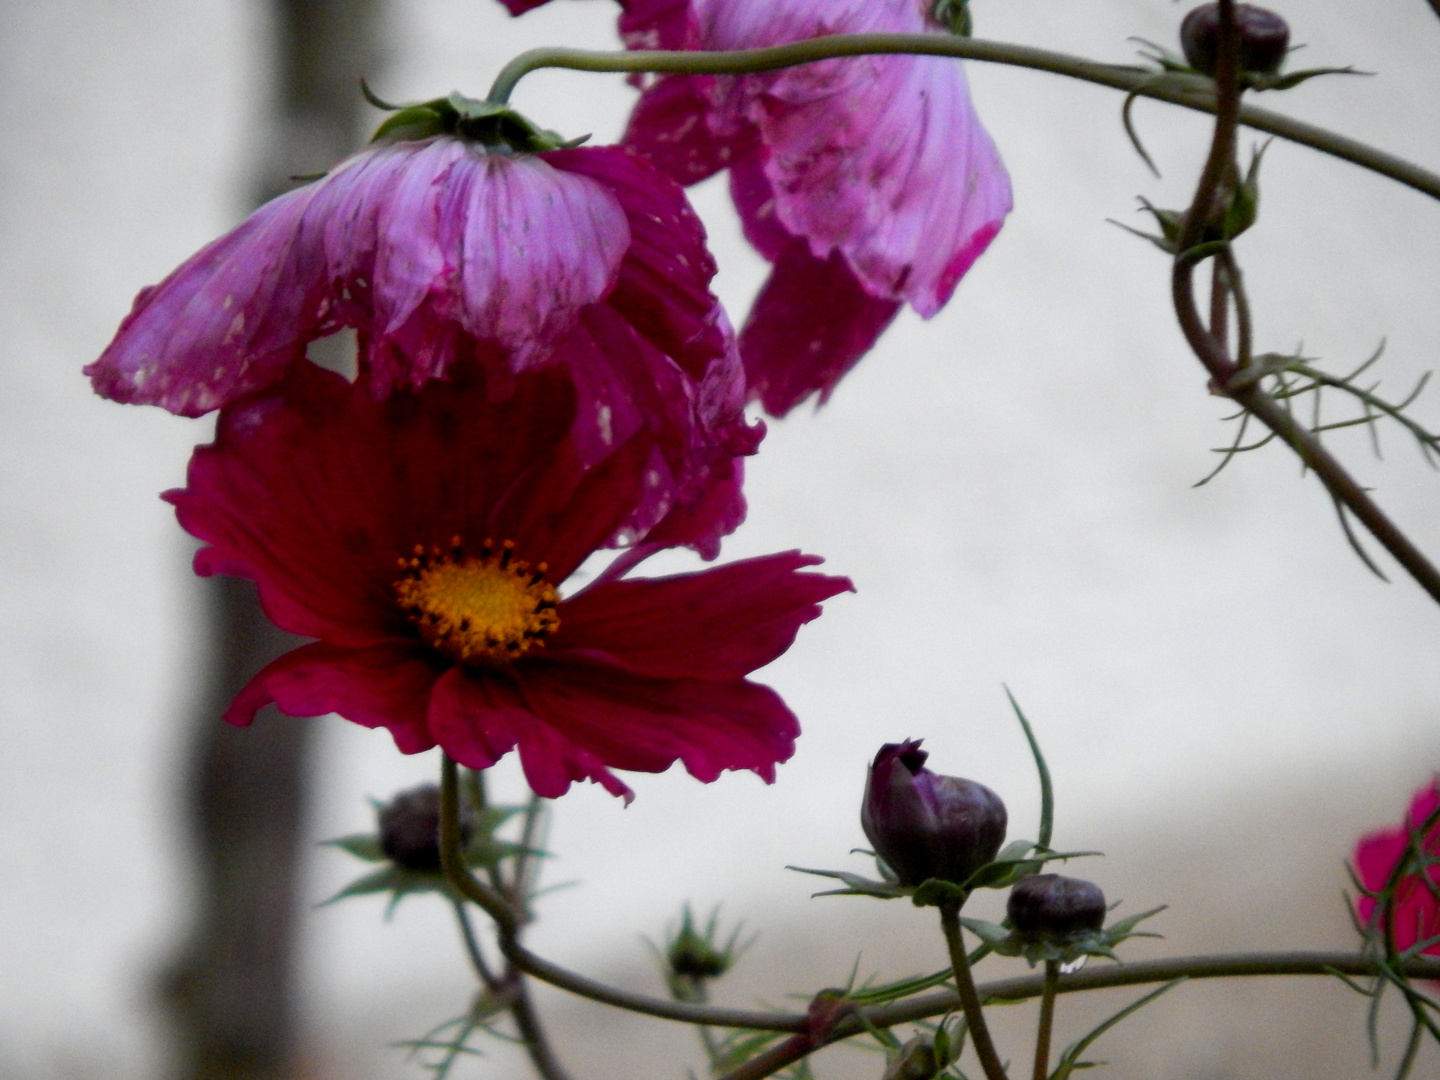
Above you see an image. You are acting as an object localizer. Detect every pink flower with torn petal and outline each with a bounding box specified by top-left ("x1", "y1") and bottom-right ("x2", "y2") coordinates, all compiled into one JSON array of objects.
[
  {"x1": 496, "y1": 0, "x2": 1011, "y2": 413},
  {"x1": 617, "y1": 0, "x2": 1014, "y2": 415},
  {"x1": 167, "y1": 359, "x2": 851, "y2": 801},
  {"x1": 88, "y1": 94, "x2": 759, "y2": 556},
  {"x1": 1353, "y1": 780, "x2": 1440, "y2": 964}
]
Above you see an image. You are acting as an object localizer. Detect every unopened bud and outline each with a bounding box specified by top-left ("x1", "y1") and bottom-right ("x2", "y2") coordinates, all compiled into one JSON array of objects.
[
  {"x1": 378, "y1": 783, "x2": 469, "y2": 872},
  {"x1": 1180, "y1": 4, "x2": 1290, "y2": 77},
  {"x1": 884, "y1": 1035, "x2": 941, "y2": 1080},
  {"x1": 1007, "y1": 874, "x2": 1106, "y2": 943},
  {"x1": 861, "y1": 740, "x2": 1007, "y2": 888}
]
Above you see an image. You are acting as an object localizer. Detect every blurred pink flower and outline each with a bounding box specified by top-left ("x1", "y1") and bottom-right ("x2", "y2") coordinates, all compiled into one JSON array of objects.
[
  {"x1": 168, "y1": 359, "x2": 851, "y2": 801},
  {"x1": 88, "y1": 134, "x2": 759, "y2": 555},
  {"x1": 607, "y1": 0, "x2": 1013, "y2": 414},
  {"x1": 1353, "y1": 780, "x2": 1440, "y2": 958}
]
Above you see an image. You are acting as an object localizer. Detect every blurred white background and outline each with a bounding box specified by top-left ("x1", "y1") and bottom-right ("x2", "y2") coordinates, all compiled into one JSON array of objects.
[{"x1": 2, "y1": 1, "x2": 1438, "y2": 1077}]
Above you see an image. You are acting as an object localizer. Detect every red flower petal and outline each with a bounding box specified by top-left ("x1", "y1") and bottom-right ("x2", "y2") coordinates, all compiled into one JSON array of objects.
[
  {"x1": 552, "y1": 551, "x2": 852, "y2": 679},
  {"x1": 226, "y1": 641, "x2": 439, "y2": 755},
  {"x1": 169, "y1": 361, "x2": 579, "y2": 643},
  {"x1": 428, "y1": 667, "x2": 634, "y2": 800},
  {"x1": 515, "y1": 657, "x2": 801, "y2": 786}
]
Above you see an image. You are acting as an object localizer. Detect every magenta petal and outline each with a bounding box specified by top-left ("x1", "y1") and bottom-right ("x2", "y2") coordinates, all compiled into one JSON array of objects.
[
  {"x1": 619, "y1": 0, "x2": 699, "y2": 52},
  {"x1": 552, "y1": 551, "x2": 853, "y2": 679},
  {"x1": 225, "y1": 641, "x2": 439, "y2": 755},
  {"x1": 516, "y1": 658, "x2": 800, "y2": 786},
  {"x1": 169, "y1": 362, "x2": 579, "y2": 645},
  {"x1": 622, "y1": 76, "x2": 749, "y2": 188},
  {"x1": 439, "y1": 153, "x2": 630, "y2": 369},
  {"x1": 740, "y1": 238, "x2": 900, "y2": 415},
  {"x1": 548, "y1": 145, "x2": 725, "y2": 375},
  {"x1": 498, "y1": 0, "x2": 553, "y2": 12},
  {"x1": 427, "y1": 667, "x2": 533, "y2": 770},
  {"x1": 427, "y1": 668, "x2": 633, "y2": 800},
  {"x1": 85, "y1": 183, "x2": 329, "y2": 416}
]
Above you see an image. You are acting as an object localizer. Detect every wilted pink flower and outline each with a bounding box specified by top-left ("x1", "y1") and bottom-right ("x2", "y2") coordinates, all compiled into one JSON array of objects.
[
  {"x1": 1353, "y1": 780, "x2": 1440, "y2": 958},
  {"x1": 88, "y1": 119, "x2": 759, "y2": 555},
  {"x1": 168, "y1": 359, "x2": 851, "y2": 801},
  {"x1": 496, "y1": 0, "x2": 1011, "y2": 414}
]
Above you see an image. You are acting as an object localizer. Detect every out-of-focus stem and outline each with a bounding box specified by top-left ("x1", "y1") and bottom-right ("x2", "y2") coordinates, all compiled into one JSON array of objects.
[
  {"x1": 485, "y1": 36, "x2": 1440, "y2": 203},
  {"x1": 939, "y1": 900, "x2": 1009, "y2": 1080},
  {"x1": 1032, "y1": 962, "x2": 1059, "y2": 1080}
]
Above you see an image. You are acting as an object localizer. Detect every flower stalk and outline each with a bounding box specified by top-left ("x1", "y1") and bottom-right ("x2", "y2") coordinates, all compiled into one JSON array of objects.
[
  {"x1": 483, "y1": 35, "x2": 1440, "y2": 203},
  {"x1": 1168, "y1": 0, "x2": 1440, "y2": 605},
  {"x1": 1033, "y1": 961, "x2": 1059, "y2": 1080},
  {"x1": 939, "y1": 898, "x2": 1009, "y2": 1080}
]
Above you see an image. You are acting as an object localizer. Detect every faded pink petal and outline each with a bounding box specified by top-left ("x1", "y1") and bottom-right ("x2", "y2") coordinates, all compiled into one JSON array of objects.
[
  {"x1": 93, "y1": 134, "x2": 754, "y2": 556},
  {"x1": 84, "y1": 183, "x2": 332, "y2": 417},
  {"x1": 616, "y1": 0, "x2": 1012, "y2": 413}
]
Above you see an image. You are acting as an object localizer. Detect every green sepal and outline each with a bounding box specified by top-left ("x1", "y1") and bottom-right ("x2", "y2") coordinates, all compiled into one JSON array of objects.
[
  {"x1": 963, "y1": 845, "x2": 1102, "y2": 892},
  {"x1": 1244, "y1": 65, "x2": 1365, "y2": 92},
  {"x1": 787, "y1": 865, "x2": 910, "y2": 900},
  {"x1": 365, "y1": 88, "x2": 582, "y2": 153},
  {"x1": 959, "y1": 904, "x2": 1166, "y2": 967},
  {"x1": 910, "y1": 879, "x2": 970, "y2": 908},
  {"x1": 325, "y1": 833, "x2": 386, "y2": 862}
]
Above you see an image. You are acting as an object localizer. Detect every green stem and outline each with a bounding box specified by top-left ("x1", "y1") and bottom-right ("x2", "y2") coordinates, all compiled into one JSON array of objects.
[
  {"x1": 508, "y1": 972, "x2": 576, "y2": 1080},
  {"x1": 440, "y1": 755, "x2": 518, "y2": 935},
  {"x1": 450, "y1": 899, "x2": 500, "y2": 990},
  {"x1": 712, "y1": 952, "x2": 1440, "y2": 1080},
  {"x1": 939, "y1": 900, "x2": 1009, "y2": 1080},
  {"x1": 1032, "y1": 962, "x2": 1059, "y2": 1080},
  {"x1": 1164, "y1": 6, "x2": 1440, "y2": 605},
  {"x1": 485, "y1": 35, "x2": 1440, "y2": 203}
]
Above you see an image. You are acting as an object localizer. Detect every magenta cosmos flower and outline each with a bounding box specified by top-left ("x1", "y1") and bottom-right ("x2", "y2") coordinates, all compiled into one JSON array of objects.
[
  {"x1": 87, "y1": 101, "x2": 759, "y2": 555},
  {"x1": 500, "y1": 0, "x2": 1013, "y2": 415},
  {"x1": 166, "y1": 358, "x2": 851, "y2": 801},
  {"x1": 1354, "y1": 780, "x2": 1440, "y2": 959}
]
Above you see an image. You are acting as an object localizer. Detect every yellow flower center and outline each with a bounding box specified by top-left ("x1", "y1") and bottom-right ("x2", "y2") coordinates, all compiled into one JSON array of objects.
[{"x1": 394, "y1": 537, "x2": 560, "y2": 666}]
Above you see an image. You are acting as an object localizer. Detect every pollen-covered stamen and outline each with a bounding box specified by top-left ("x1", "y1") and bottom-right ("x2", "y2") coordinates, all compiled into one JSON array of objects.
[{"x1": 394, "y1": 536, "x2": 559, "y2": 665}]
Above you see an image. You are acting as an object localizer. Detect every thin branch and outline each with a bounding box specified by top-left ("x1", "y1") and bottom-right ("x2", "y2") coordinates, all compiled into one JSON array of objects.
[
  {"x1": 451, "y1": 899, "x2": 500, "y2": 990},
  {"x1": 484, "y1": 35, "x2": 1440, "y2": 203}
]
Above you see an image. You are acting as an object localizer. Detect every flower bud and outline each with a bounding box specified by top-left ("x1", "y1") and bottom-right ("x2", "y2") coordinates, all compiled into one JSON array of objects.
[
  {"x1": 1007, "y1": 874, "x2": 1106, "y2": 943},
  {"x1": 883, "y1": 1035, "x2": 942, "y2": 1080},
  {"x1": 861, "y1": 740, "x2": 1007, "y2": 887},
  {"x1": 1180, "y1": 4, "x2": 1290, "y2": 77},
  {"x1": 378, "y1": 783, "x2": 469, "y2": 872}
]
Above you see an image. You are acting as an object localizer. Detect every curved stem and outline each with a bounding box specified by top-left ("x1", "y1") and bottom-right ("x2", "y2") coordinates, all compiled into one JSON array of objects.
[
  {"x1": 1032, "y1": 961, "x2": 1059, "y2": 1080},
  {"x1": 440, "y1": 755, "x2": 519, "y2": 935},
  {"x1": 1165, "y1": 6, "x2": 1440, "y2": 604},
  {"x1": 713, "y1": 951, "x2": 1440, "y2": 1080},
  {"x1": 501, "y1": 936, "x2": 805, "y2": 1031},
  {"x1": 939, "y1": 900, "x2": 1009, "y2": 1080},
  {"x1": 451, "y1": 899, "x2": 500, "y2": 990},
  {"x1": 508, "y1": 973, "x2": 576, "y2": 1080},
  {"x1": 486, "y1": 35, "x2": 1440, "y2": 203}
]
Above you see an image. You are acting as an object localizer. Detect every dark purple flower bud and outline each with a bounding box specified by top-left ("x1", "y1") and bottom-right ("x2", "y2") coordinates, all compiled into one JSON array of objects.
[
  {"x1": 378, "y1": 783, "x2": 469, "y2": 872},
  {"x1": 861, "y1": 740, "x2": 1007, "y2": 887},
  {"x1": 1007, "y1": 874, "x2": 1107, "y2": 942},
  {"x1": 1181, "y1": 4, "x2": 1291, "y2": 77}
]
